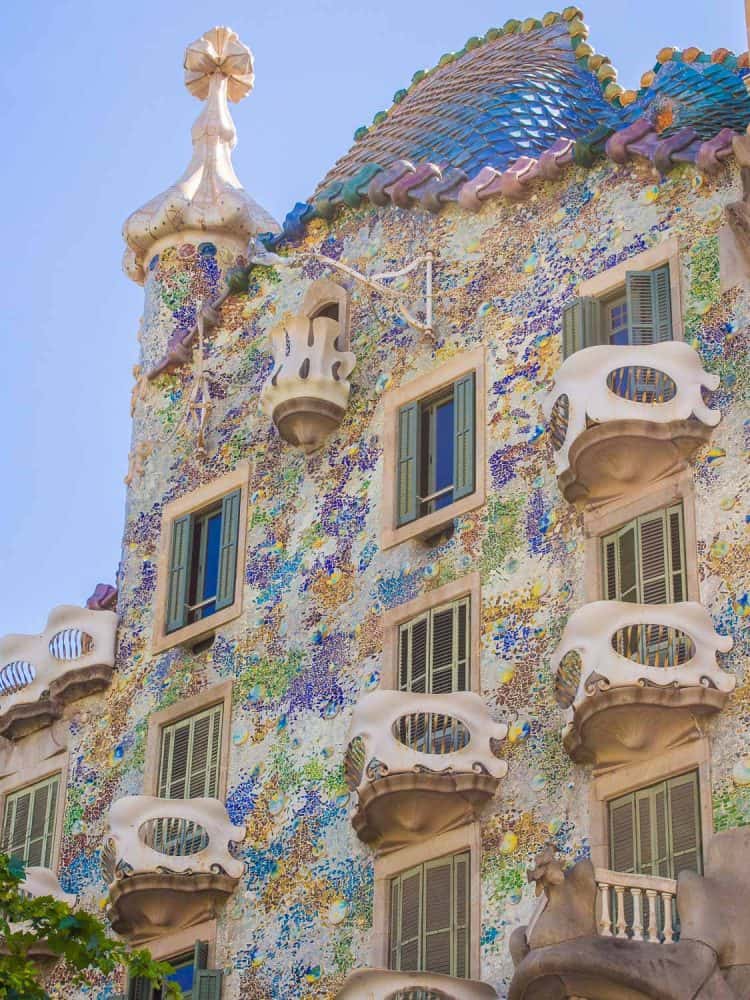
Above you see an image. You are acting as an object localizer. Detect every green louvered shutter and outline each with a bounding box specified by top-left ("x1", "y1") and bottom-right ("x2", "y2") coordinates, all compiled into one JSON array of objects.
[
  {"x1": 453, "y1": 374, "x2": 476, "y2": 501},
  {"x1": 393, "y1": 864, "x2": 423, "y2": 971},
  {"x1": 668, "y1": 772, "x2": 701, "y2": 876},
  {"x1": 3, "y1": 775, "x2": 59, "y2": 868},
  {"x1": 609, "y1": 773, "x2": 700, "y2": 879},
  {"x1": 390, "y1": 854, "x2": 469, "y2": 977},
  {"x1": 127, "y1": 977, "x2": 152, "y2": 1000},
  {"x1": 562, "y1": 297, "x2": 604, "y2": 358},
  {"x1": 626, "y1": 265, "x2": 673, "y2": 345},
  {"x1": 194, "y1": 939, "x2": 209, "y2": 971},
  {"x1": 424, "y1": 857, "x2": 453, "y2": 974},
  {"x1": 215, "y1": 489, "x2": 242, "y2": 611},
  {"x1": 397, "y1": 401, "x2": 420, "y2": 526},
  {"x1": 194, "y1": 969, "x2": 223, "y2": 1000},
  {"x1": 166, "y1": 514, "x2": 192, "y2": 633},
  {"x1": 158, "y1": 704, "x2": 223, "y2": 801},
  {"x1": 609, "y1": 794, "x2": 636, "y2": 874}
]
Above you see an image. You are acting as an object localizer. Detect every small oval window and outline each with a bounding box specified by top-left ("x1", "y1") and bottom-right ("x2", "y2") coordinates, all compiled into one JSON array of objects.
[
  {"x1": 140, "y1": 817, "x2": 208, "y2": 857},
  {"x1": 611, "y1": 624, "x2": 695, "y2": 668},
  {"x1": 549, "y1": 394, "x2": 569, "y2": 451},
  {"x1": 0, "y1": 661, "x2": 36, "y2": 695},
  {"x1": 606, "y1": 366, "x2": 677, "y2": 405},
  {"x1": 48, "y1": 629, "x2": 94, "y2": 661},
  {"x1": 392, "y1": 713, "x2": 470, "y2": 754}
]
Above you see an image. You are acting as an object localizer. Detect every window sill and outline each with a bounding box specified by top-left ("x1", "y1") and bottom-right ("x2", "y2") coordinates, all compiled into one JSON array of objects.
[
  {"x1": 151, "y1": 602, "x2": 242, "y2": 655},
  {"x1": 382, "y1": 489, "x2": 484, "y2": 550}
]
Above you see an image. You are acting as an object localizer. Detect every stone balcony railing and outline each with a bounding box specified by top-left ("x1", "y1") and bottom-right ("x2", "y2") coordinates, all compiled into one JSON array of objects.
[
  {"x1": 337, "y1": 968, "x2": 498, "y2": 999},
  {"x1": 103, "y1": 795, "x2": 245, "y2": 942},
  {"x1": 0, "y1": 606, "x2": 118, "y2": 739},
  {"x1": 344, "y1": 690, "x2": 507, "y2": 851},
  {"x1": 543, "y1": 341, "x2": 721, "y2": 505},
  {"x1": 552, "y1": 600, "x2": 734, "y2": 767},
  {"x1": 594, "y1": 868, "x2": 677, "y2": 943}
]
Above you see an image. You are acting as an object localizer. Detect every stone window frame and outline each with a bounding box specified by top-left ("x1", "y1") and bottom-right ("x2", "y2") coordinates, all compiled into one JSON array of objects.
[
  {"x1": 143, "y1": 681, "x2": 233, "y2": 800},
  {"x1": 381, "y1": 348, "x2": 487, "y2": 550},
  {"x1": 576, "y1": 237, "x2": 684, "y2": 341},
  {"x1": 143, "y1": 915, "x2": 218, "y2": 965},
  {"x1": 372, "y1": 822, "x2": 482, "y2": 977},
  {"x1": 0, "y1": 750, "x2": 69, "y2": 876},
  {"x1": 380, "y1": 574, "x2": 482, "y2": 693},
  {"x1": 582, "y1": 469, "x2": 700, "y2": 605},
  {"x1": 371, "y1": 822, "x2": 482, "y2": 976},
  {"x1": 152, "y1": 463, "x2": 250, "y2": 654},
  {"x1": 588, "y1": 736, "x2": 713, "y2": 871}
]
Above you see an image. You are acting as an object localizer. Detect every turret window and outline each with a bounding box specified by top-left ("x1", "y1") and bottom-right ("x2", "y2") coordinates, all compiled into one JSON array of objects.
[{"x1": 154, "y1": 465, "x2": 249, "y2": 653}]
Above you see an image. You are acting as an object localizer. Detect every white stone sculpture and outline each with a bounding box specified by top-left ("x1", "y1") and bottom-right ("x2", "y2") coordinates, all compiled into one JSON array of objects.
[
  {"x1": 261, "y1": 314, "x2": 356, "y2": 451},
  {"x1": 104, "y1": 795, "x2": 245, "y2": 881},
  {"x1": 122, "y1": 27, "x2": 280, "y2": 283},
  {"x1": 337, "y1": 968, "x2": 498, "y2": 999},
  {"x1": 0, "y1": 606, "x2": 118, "y2": 739},
  {"x1": 543, "y1": 341, "x2": 721, "y2": 503},
  {"x1": 552, "y1": 600, "x2": 734, "y2": 714}
]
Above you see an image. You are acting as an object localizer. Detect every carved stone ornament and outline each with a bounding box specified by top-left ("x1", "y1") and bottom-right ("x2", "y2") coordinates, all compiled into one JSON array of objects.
[
  {"x1": 336, "y1": 968, "x2": 498, "y2": 999},
  {"x1": 261, "y1": 304, "x2": 356, "y2": 452},
  {"x1": 0, "y1": 606, "x2": 118, "y2": 740},
  {"x1": 543, "y1": 341, "x2": 721, "y2": 506},
  {"x1": 103, "y1": 794, "x2": 245, "y2": 941},
  {"x1": 509, "y1": 826, "x2": 750, "y2": 1000},
  {"x1": 122, "y1": 27, "x2": 279, "y2": 284},
  {"x1": 551, "y1": 600, "x2": 734, "y2": 768},
  {"x1": 344, "y1": 689, "x2": 507, "y2": 851}
]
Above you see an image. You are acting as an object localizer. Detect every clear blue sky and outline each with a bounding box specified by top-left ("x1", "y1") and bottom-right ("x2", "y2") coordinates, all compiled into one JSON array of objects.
[{"x1": 0, "y1": 0, "x2": 745, "y2": 635}]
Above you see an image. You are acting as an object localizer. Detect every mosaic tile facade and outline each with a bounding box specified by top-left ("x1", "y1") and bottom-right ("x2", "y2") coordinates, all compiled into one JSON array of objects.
[{"x1": 7, "y1": 13, "x2": 750, "y2": 1000}]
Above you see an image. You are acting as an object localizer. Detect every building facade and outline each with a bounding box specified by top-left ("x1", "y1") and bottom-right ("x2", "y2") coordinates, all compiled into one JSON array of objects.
[{"x1": 2, "y1": 10, "x2": 750, "y2": 999}]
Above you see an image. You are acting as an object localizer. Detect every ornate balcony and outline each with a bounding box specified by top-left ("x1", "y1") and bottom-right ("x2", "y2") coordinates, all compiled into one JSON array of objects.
[
  {"x1": 103, "y1": 796, "x2": 245, "y2": 943},
  {"x1": 337, "y1": 969, "x2": 498, "y2": 999},
  {"x1": 0, "y1": 606, "x2": 118, "y2": 740},
  {"x1": 552, "y1": 600, "x2": 734, "y2": 768},
  {"x1": 344, "y1": 691, "x2": 507, "y2": 852},
  {"x1": 509, "y1": 831, "x2": 750, "y2": 1000},
  {"x1": 260, "y1": 310, "x2": 356, "y2": 452},
  {"x1": 544, "y1": 341, "x2": 721, "y2": 505}
]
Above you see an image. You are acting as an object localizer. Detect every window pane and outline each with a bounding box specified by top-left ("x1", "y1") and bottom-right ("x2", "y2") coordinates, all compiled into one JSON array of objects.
[
  {"x1": 166, "y1": 955, "x2": 194, "y2": 990},
  {"x1": 201, "y1": 512, "x2": 222, "y2": 611},
  {"x1": 433, "y1": 399, "x2": 454, "y2": 511},
  {"x1": 608, "y1": 297, "x2": 629, "y2": 346},
  {"x1": 618, "y1": 527, "x2": 637, "y2": 601}
]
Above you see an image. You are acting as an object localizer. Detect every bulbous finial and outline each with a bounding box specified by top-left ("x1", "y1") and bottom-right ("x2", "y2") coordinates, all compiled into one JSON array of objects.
[
  {"x1": 122, "y1": 26, "x2": 279, "y2": 284},
  {"x1": 184, "y1": 26, "x2": 255, "y2": 102}
]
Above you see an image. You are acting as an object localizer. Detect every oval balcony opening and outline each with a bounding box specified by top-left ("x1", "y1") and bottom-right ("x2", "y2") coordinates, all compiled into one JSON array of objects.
[
  {"x1": 606, "y1": 366, "x2": 677, "y2": 404},
  {"x1": 388, "y1": 991, "x2": 446, "y2": 1000},
  {"x1": 392, "y1": 712, "x2": 470, "y2": 754},
  {"x1": 48, "y1": 629, "x2": 95, "y2": 661},
  {"x1": 611, "y1": 624, "x2": 696, "y2": 668},
  {"x1": 554, "y1": 649, "x2": 582, "y2": 709},
  {"x1": 139, "y1": 817, "x2": 209, "y2": 857},
  {"x1": 0, "y1": 661, "x2": 36, "y2": 695},
  {"x1": 549, "y1": 393, "x2": 569, "y2": 451}
]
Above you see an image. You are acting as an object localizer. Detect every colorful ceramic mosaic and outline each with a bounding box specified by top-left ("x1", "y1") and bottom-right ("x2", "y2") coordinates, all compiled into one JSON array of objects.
[{"x1": 8, "y1": 11, "x2": 750, "y2": 1000}]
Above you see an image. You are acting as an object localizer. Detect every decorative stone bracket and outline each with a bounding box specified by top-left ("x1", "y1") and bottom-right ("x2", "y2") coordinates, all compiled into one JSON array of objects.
[
  {"x1": 543, "y1": 341, "x2": 720, "y2": 504},
  {"x1": 337, "y1": 968, "x2": 498, "y2": 999},
  {"x1": 261, "y1": 312, "x2": 356, "y2": 452},
  {"x1": 552, "y1": 600, "x2": 734, "y2": 766},
  {"x1": 0, "y1": 606, "x2": 118, "y2": 740}
]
